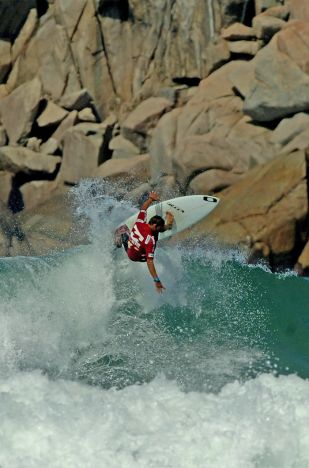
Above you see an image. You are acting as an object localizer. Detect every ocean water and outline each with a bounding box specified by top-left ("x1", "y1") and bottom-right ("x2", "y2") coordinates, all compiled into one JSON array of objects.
[{"x1": 0, "y1": 181, "x2": 308, "y2": 468}]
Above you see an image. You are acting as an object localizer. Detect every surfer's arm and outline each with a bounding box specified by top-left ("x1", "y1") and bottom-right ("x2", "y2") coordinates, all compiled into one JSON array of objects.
[
  {"x1": 146, "y1": 258, "x2": 165, "y2": 293},
  {"x1": 140, "y1": 191, "x2": 160, "y2": 211}
]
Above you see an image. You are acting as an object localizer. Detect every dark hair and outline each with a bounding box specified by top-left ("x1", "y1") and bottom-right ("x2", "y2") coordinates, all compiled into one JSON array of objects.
[{"x1": 149, "y1": 215, "x2": 165, "y2": 227}]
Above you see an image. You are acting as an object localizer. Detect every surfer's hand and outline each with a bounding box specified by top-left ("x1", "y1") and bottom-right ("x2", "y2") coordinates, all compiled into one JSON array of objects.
[
  {"x1": 149, "y1": 191, "x2": 160, "y2": 202},
  {"x1": 155, "y1": 281, "x2": 165, "y2": 293},
  {"x1": 165, "y1": 211, "x2": 174, "y2": 228}
]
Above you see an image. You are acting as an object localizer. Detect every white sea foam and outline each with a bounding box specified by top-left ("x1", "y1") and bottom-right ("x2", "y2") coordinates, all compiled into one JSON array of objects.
[{"x1": 0, "y1": 372, "x2": 308, "y2": 468}]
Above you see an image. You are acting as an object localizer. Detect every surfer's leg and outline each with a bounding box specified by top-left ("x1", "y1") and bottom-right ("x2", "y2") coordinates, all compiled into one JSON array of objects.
[
  {"x1": 114, "y1": 225, "x2": 130, "y2": 249},
  {"x1": 121, "y1": 233, "x2": 129, "y2": 252}
]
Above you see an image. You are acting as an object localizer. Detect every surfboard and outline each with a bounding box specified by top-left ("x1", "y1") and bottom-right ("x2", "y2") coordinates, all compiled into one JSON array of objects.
[{"x1": 116, "y1": 195, "x2": 219, "y2": 243}]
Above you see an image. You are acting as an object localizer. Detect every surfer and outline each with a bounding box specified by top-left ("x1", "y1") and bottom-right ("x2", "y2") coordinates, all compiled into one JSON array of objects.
[{"x1": 118, "y1": 192, "x2": 174, "y2": 293}]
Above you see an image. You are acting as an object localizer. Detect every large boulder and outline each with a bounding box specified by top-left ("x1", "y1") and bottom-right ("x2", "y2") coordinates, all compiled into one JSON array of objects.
[
  {"x1": 96, "y1": 154, "x2": 150, "y2": 187},
  {"x1": 189, "y1": 169, "x2": 242, "y2": 194},
  {"x1": 59, "y1": 129, "x2": 105, "y2": 184},
  {"x1": 20, "y1": 180, "x2": 61, "y2": 211},
  {"x1": 109, "y1": 135, "x2": 140, "y2": 159},
  {"x1": 244, "y1": 22, "x2": 309, "y2": 122},
  {"x1": 193, "y1": 150, "x2": 308, "y2": 267},
  {"x1": 221, "y1": 23, "x2": 256, "y2": 41},
  {"x1": 49, "y1": 110, "x2": 78, "y2": 146},
  {"x1": 271, "y1": 113, "x2": 309, "y2": 154},
  {"x1": 122, "y1": 97, "x2": 173, "y2": 150},
  {"x1": 271, "y1": 113, "x2": 309, "y2": 147},
  {"x1": 0, "y1": 77, "x2": 42, "y2": 144},
  {"x1": 0, "y1": 146, "x2": 61, "y2": 175},
  {"x1": 59, "y1": 89, "x2": 93, "y2": 111},
  {"x1": 169, "y1": 61, "x2": 275, "y2": 190},
  {"x1": 37, "y1": 101, "x2": 69, "y2": 128},
  {"x1": 16, "y1": 190, "x2": 87, "y2": 257},
  {"x1": 7, "y1": 15, "x2": 81, "y2": 100},
  {"x1": 252, "y1": 13, "x2": 285, "y2": 40}
]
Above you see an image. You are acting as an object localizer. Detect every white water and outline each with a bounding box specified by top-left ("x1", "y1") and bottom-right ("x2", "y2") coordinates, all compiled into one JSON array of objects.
[
  {"x1": 0, "y1": 372, "x2": 308, "y2": 468},
  {"x1": 0, "y1": 181, "x2": 308, "y2": 467}
]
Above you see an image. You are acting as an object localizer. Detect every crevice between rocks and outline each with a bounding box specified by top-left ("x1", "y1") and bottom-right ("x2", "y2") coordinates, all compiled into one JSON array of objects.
[
  {"x1": 8, "y1": 164, "x2": 61, "y2": 214},
  {"x1": 97, "y1": 0, "x2": 130, "y2": 22}
]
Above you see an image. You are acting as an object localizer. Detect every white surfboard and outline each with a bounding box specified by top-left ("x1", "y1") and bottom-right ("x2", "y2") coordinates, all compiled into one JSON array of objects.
[{"x1": 120, "y1": 195, "x2": 219, "y2": 241}]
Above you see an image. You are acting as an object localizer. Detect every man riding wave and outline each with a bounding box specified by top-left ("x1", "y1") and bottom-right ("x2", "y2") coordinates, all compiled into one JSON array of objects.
[{"x1": 116, "y1": 192, "x2": 174, "y2": 293}]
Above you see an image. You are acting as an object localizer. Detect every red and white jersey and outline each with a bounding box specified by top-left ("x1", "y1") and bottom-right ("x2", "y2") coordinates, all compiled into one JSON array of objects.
[{"x1": 127, "y1": 210, "x2": 158, "y2": 262}]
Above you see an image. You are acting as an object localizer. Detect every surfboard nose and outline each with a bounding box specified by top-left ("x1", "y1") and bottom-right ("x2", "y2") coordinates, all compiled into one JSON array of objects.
[{"x1": 203, "y1": 196, "x2": 219, "y2": 203}]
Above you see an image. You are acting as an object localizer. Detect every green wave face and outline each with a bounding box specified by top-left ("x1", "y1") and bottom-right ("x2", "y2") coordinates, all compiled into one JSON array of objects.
[{"x1": 0, "y1": 243, "x2": 307, "y2": 392}]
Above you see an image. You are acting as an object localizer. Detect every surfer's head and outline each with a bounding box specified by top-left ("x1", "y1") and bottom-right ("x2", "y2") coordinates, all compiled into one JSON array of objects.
[{"x1": 149, "y1": 215, "x2": 165, "y2": 233}]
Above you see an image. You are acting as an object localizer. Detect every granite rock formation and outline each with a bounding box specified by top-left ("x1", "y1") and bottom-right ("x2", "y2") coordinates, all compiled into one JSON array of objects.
[{"x1": 0, "y1": 0, "x2": 308, "y2": 272}]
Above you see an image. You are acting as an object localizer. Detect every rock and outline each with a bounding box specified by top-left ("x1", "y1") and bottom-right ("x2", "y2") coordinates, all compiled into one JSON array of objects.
[
  {"x1": 78, "y1": 107, "x2": 97, "y2": 122},
  {"x1": 228, "y1": 40, "x2": 261, "y2": 56},
  {"x1": 254, "y1": 0, "x2": 284, "y2": 15},
  {"x1": 252, "y1": 14, "x2": 286, "y2": 40},
  {"x1": 221, "y1": 23, "x2": 256, "y2": 41},
  {"x1": 175, "y1": 61, "x2": 243, "y2": 140},
  {"x1": 109, "y1": 135, "x2": 140, "y2": 159},
  {"x1": 0, "y1": 126, "x2": 7, "y2": 147},
  {"x1": 0, "y1": 171, "x2": 13, "y2": 204},
  {"x1": 298, "y1": 241, "x2": 309, "y2": 270},
  {"x1": 228, "y1": 61, "x2": 255, "y2": 98},
  {"x1": 21, "y1": 180, "x2": 61, "y2": 211},
  {"x1": 59, "y1": 129, "x2": 105, "y2": 184},
  {"x1": 62, "y1": 0, "x2": 116, "y2": 117},
  {"x1": 94, "y1": 154, "x2": 150, "y2": 183},
  {"x1": 19, "y1": 190, "x2": 87, "y2": 257},
  {"x1": 66, "y1": 122, "x2": 107, "y2": 137},
  {"x1": 97, "y1": 0, "x2": 215, "y2": 107},
  {"x1": 9, "y1": 15, "x2": 81, "y2": 100},
  {"x1": 244, "y1": 29, "x2": 309, "y2": 122},
  {"x1": 50, "y1": 110, "x2": 78, "y2": 145},
  {"x1": 37, "y1": 101, "x2": 68, "y2": 128},
  {"x1": 277, "y1": 21, "x2": 309, "y2": 75},
  {"x1": 189, "y1": 169, "x2": 242, "y2": 194},
  {"x1": 260, "y1": 5, "x2": 290, "y2": 20},
  {"x1": 96, "y1": 155, "x2": 150, "y2": 187},
  {"x1": 205, "y1": 37, "x2": 231, "y2": 75},
  {"x1": 59, "y1": 89, "x2": 93, "y2": 111},
  {"x1": 0, "y1": 0, "x2": 36, "y2": 41},
  {"x1": 26, "y1": 137, "x2": 41, "y2": 152},
  {"x1": 54, "y1": 0, "x2": 88, "y2": 40},
  {"x1": 172, "y1": 135, "x2": 248, "y2": 189},
  {"x1": 150, "y1": 108, "x2": 181, "y2": 181},
  {"x1": 280, "y1": 129, "x2": 309, "y2": 154},
  {"x1": 40, "y1": 138, "x2": 59, "y2": 155},
  {"x1": 0, "y1": 40, "x2": 12, "y2": 83},
  {"x1": 11, "y1": 8, "x2": 38, "y2": 63},
  {"x1": 0, "y1": 77, "x2": 42, "y2": 144},
  {"x1": 194, "y1": 150, "x2": 307, "y2": 267},
  {"x1": 271, "y1": 113, "x2": 309, "y2": 146},
  {"x1": 122, "y1": 97, "x2": 173, "y2": 150},
  {"x1": 0, "y1": 146, "x2": 61, "y2": 175},
  {"x1": 290, "y1": 0, "x2": 309, "y2": 22}
]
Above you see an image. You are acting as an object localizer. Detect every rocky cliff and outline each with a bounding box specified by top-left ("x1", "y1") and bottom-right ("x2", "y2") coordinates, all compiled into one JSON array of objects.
[{"x1": 0, "y1": 0, "x2": 308, "y2": 273}]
